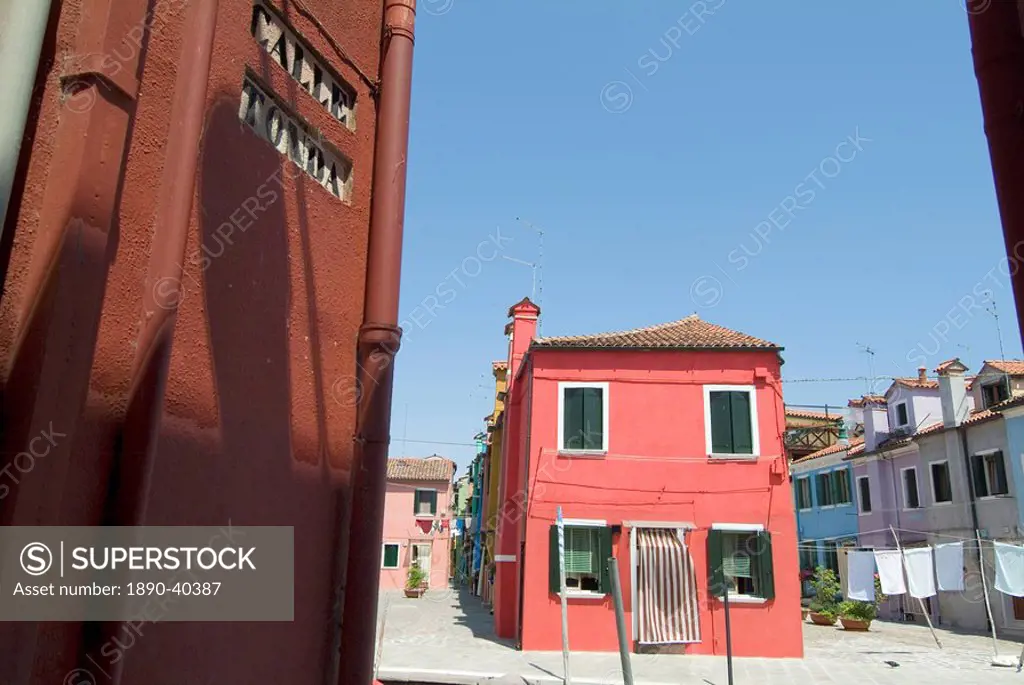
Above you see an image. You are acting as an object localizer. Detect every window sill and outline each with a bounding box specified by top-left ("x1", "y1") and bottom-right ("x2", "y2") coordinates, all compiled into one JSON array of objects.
[
  {"x1": 557, "y1": 450, "x2": 607, "y2": 459},
  {"x1": 708, "y1": 453, "x2": 759, "y2": 462},
  {"x1": 559, "y1": 591, "x2": 607, "y2": 600},
  {"x1": 978, "y1": 494, "x2": 1012, "y2": 501},
  {"x1": 414, "y1": 514, "x2": 437, "y2": 520},
  {"x1": 382, "y1": 566, "x2": 400, "y2": 570},
  {"x1": 714, "y1": 595, "x2": 767, "y2": 605},
  {"x1": 932, "y1": 501, "x2": 954, "y2": 507}
]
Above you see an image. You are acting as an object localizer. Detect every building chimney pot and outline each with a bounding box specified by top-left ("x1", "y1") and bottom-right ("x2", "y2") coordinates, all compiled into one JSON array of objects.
[{"x1": 918, "y1": 367, "x2": 928, "y2": 384}]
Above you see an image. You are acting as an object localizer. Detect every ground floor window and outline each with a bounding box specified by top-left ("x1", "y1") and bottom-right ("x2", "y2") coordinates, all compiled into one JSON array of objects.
[
  {"x1": 1014, "y1": 596, "x2": 1024, "y2": 621},
  {"x1": 548, "y1": 523, "x2": 612, "y2": 594},
  {"x1": 707, "y1": 527, "x2": 775, "y2": 600},
  {"x1": 824, "y1": 541, "x2": 839, "y2": 576},
  {"x1": 382, "y1": 543, "x2": 400, "y2": 569}
]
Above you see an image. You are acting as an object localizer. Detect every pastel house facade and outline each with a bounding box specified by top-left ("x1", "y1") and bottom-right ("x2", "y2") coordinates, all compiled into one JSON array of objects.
[
  {"x1": 380, "y1": 456, "x2": 455, "y2": 591},
  {"x1": 492, "y1": 298, "x2": 802, "y2": 658},
  {"x1": 791, "y1": 438, "x2": 863, "y2": 595}
]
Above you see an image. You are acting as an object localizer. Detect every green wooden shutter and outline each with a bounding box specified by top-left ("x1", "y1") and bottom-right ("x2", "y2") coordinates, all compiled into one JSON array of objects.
[
  {"x1": 549, "y1": 525, "x2": 560, "y2": 593},
  {"x1": 756, "y1": 531, "x2": 775, "y2": 600},
  {"x1": 582, "y1": 388, "x2": 604, "y2": 450},
  {"x1": 994, "y1": 451, "x2": 1009, "y2": 495},
  {"x1": 598, "y1": 527, "x2": 613, "y2": 593},
  {"x1": 730, "y1": 391, "x2": 753, "y2": 454},
  {"x1": 707, "y1": 529, "x2": 724, "y2": 597},
  {"x1": 383, "y1": 544, "x2": 399, "y2": 568},
  {"x1": 563, "y1": 388, "x2": 583, "y2": 449},
  {"x1": 971, "y1": 454, "x2": 988, "y2": 497},
  {"x1": 816, "y1": 474, "x2": 826, "y2": 506},
  {"x1": 831, "y1": 470, "x2": 841, "y2": 505},
  {"x1": 428, "y1": 490, "x2": 437, "y2": 515},
  {"x1": 709, "y1": 392, "x2": 733, "y2": 454}
]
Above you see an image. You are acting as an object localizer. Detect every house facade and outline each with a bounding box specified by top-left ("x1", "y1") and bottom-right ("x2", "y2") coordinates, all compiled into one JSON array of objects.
[
  {"x1": 381, "y1": 457, "x2": 456, "y2": 591},
  {"x1": 843, "y1": 359, "x2": 1024, "y2": 633},
  {"x1": 492, "y1": 298, "x2": 802, "y2": 657},
  {"x1": 791, "y1": 437, "x2": 863, "y2": 595}
]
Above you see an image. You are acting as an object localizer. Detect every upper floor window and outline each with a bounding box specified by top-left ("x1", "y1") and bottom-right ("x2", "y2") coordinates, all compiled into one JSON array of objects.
[
  {"x1": 796, "y1": 477, "x2": 812, "y2": 510},
  {"x1": 834, "y1": 469, "x2": 852, "y2": 505},
  {"x1": 895, "y1": 402, "x2": 909, "y2": 427},
  {"x1": 902, "y1": 467, "x2": 921, "y2": 509},
  {"x1": 857, "y1": 475, "x2": 872, "y2": 514},
  {"x1": 704, "y1": 385, "x2": 759, "y2": 458},
  {"x1": 558, "y1": 382, "x2": 609, "y2": 453},
  {"x1": 972, "y1": 450, "x2": 1009, "y2": 497},
  {"x1": 414, "y1": 489, "x2": 437, "y2": 517},
  {"x1": 982, "y1": 379, "x2": 1010, "y2": 409},
  {"x1": 817, "y1": 471, "x2": 835, "y2": 507},
  {"x1": 930, "y1": 461, "x2": 953, "y2": 504}
]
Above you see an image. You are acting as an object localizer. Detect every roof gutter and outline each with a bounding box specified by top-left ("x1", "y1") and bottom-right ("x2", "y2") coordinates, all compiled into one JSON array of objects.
[{"x1": 337, "y1": 2, "x2": 415, "y2": 683}]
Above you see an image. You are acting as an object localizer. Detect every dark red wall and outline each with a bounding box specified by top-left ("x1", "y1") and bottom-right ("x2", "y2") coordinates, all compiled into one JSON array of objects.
[{"x1": 0, "y1": 0, "x2": 381, "y2": 682}]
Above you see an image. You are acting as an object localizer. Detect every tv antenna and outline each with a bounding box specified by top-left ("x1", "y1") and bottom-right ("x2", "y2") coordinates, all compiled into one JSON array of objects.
[
  {"x1": 985, "y1": 298, "x2": 1007, "y2": 362},
  {"x1": 515, "y1": 217, "x2": 545, "y2": 335},
  {"x1": 856, "y1": 343, "x2": 876, "y2": 396}
]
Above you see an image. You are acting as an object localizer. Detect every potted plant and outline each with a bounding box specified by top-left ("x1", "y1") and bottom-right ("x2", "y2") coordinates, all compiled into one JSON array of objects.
[
  {"x1": 838, "y1": 576, "x2": 885, "y2": 631},
  {"x1": 404, "y1": 561, "x2": 427, "y2": 598},
  {"x1": 807, "y1": 566, "x2": 840, "y2": 626}
]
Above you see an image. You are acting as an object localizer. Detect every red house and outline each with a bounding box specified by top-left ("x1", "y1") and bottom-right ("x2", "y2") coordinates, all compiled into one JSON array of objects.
[{"x1": 492, "y1": 298, "x2": 802, "y2": 657}]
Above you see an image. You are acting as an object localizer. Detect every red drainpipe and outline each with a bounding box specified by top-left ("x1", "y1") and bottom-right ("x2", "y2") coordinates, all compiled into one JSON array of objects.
[
  {"x1": 967, "y1": 0, "x2": 1024, "y2": 346},
  {"x1": 84, "y1": 0, "x2": 220, "y2": 681},
  {"x1": 338, "y1": 0, "x2": 415, "y2": 683}
]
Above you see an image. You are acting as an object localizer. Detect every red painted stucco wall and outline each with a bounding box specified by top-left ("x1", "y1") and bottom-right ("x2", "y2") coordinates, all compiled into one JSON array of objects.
[
  {"x1": 498, "y1": 340, "x2": 802, "y2": 658},
  {"x1": 0, "y1": 0, "x2": 382, "y2": 682}
]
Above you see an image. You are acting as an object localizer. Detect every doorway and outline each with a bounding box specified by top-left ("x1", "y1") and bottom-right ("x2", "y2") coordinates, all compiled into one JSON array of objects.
[
  {"x1": 412, "y1": 542, "x2": 432, "y2": 584},
  {"x1": 632, "y1": 527, "x2": 701, "y2": 646}
]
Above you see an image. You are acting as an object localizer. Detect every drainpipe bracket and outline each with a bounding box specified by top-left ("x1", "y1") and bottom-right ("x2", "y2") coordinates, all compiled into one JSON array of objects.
[{"x1": 61, "y1": 55, "x2": 139, "y2": 103}]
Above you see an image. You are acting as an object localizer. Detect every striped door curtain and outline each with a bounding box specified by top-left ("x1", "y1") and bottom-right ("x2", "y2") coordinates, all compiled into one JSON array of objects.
[{"x1": 636, "y1": 528, "x2": 701, "y2": 644}]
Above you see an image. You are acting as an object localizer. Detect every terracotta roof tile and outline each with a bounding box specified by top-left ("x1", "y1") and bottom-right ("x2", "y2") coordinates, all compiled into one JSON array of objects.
[
  {"x1": 984, "y1": 360, "x2": 1024, "y2": 375},
  {"x1": 893, "y1": 377, "x2": 940, "y2": 390},
  {"x1": 532, "y1": 315, "x2": 780, "y2": 351},
  {"x1": 785, "y1": 407, "x2": 843, "y2": 421},
  {"x1": 386, "y1": 456, "x2": 456, "y2": 482},
  {"x1": 794, "y1": 437, "x2": 865, "y2": 463},
  {"x1": 848, "y1": 395, "x2": 886, "y2": 408},
  {"x1": 935, "y1": 358, "x2": 969, "y2": 374},
  {"x1": 991, "y1": 395, "x2": 1024, "y2": 412}
]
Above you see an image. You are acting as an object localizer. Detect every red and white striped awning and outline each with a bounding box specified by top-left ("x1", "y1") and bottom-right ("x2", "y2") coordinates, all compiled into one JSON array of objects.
[{"x1": 636, "y1": 528, "x2": 701, "y2": 645}]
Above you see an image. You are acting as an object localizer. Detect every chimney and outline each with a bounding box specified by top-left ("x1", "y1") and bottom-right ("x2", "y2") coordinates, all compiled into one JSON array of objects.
[
  {"x1": 505, "y1": 297, "x2": 540, "y2": 389},
  {"x1": 837, "y1": 422, "x2": 850, "y2": 448},
  {"x1": 863, "y1": 398, "x2": 890, "y2": 452},
  {"x1": 937, "y1": 359, "x2": 970, "y2": 428},
  {"x1": 918, "y1": 367, "x2": 928, "y2": 384}
]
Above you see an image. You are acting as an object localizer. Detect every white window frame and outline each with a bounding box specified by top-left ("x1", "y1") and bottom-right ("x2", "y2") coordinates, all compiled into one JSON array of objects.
[
  {"x1": 901, "y1": 466, "x2": 921, "y2": 510},
  {"x1": 894, "y1": 401, "x2": 909, "y2": 427},
  {"x1": 381, "y1": 541, "x2": 401, "y2": 569},
  {"x1": 796, "y1": 476, "x2": 813, "y2": 511},
  {"x1": 856, "y1": 475, "x2": 872, "y2": 515},
  {"x1": 557, "y1": 381, "x2": 610, "y2": 455},
  {"x1": 974, "y1": 448, "x2": 1010, "y2": 499},
  {"x1": 703, "y1": 384, "x2": 760, "y2": 460},
  {"x1": 711, "y1": 522, "x2": 767, "y2": 603},
  {"x1": 414, "y1": 488, "x2": 438, "y2": 519},
  {"x1": 559, "y1": 518, "x2": 607, "y2": 599},
  {"x1": 928, "y1": 459, "x2": 953, "y2": 505}
]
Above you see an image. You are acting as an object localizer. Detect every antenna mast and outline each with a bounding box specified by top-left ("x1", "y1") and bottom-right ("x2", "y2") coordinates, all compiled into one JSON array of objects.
[
  {"x1": 986, "y1": 299, "x2": 1007, "y2": 362},
  {"x1": 515, "y1": 217, "x2": 545, "y2": 336},
  {"x1": 856, "y1": 343, "x2": 876, "y2": 396}
]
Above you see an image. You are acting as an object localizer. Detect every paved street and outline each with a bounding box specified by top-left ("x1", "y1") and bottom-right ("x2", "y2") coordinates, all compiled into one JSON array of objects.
[{"x1": 376, "y1": 586, "x2": 1024, "y2": 684}]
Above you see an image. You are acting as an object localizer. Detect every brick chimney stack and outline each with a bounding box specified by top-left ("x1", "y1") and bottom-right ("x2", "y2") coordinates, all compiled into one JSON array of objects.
[
  {"x1": 918, "y1": 367, "x2": 928, "y2": 384},
  {"x1": 505, "y1": 297, "x2": 540, "y2": 391}
]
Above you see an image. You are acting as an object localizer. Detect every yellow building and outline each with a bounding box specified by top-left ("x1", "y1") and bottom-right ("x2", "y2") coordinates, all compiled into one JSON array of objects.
[{"x1": 481, "y1": 360, "x2": 507, "y2": 605}]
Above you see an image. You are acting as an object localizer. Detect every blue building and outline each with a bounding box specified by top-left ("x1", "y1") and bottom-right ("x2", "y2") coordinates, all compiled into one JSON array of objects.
[
  {"x1": 470, "y1": 433, "x2": 486, "y2": 592},
  {"x1": 791, "y1": 436, "x2": 862, "y2": 595}
]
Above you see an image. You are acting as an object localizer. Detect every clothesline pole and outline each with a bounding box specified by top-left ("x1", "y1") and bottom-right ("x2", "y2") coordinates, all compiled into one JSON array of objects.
[
  {"x1": 889, "y1": 525, "x2": 942, "y2": 650},
  {"x1": 976, "y1": 530, "x2": 1002, "y2": 658},
  {"x1": 976, "y1": 530, "x2": 1016, "y2": 667}
]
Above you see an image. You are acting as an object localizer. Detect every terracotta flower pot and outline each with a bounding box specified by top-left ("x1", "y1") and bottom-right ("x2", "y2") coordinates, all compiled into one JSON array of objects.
[
  {"x1": 809, "y1": 612, "x2": 837, "y2": 626},
  {"x1": 404, "y1": 587, "x2": 424, "y2": 598},
  {"x1": 840, "y1": 617, "x2": 871, "y2": 631}
]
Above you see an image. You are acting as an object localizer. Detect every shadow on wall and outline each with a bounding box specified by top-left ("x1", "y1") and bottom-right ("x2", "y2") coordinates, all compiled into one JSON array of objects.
[{"x1": 120, "y1": 91, "x2": 342, "y2": 685}]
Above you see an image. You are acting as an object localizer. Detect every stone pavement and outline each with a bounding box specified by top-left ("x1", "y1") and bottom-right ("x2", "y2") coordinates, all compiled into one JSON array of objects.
[{"x1": 376, "y1": 586, "x2": 1024, "y2": 684}]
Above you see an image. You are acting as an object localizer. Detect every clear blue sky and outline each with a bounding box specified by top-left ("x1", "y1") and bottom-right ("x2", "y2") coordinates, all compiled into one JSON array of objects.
[{"x1": 390, "y1": 0, "x2": 1021, "y2": 472}]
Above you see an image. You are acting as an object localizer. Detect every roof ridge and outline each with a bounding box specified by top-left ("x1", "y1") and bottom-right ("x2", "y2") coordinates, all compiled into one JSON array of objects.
[{"x1": 537, "y1": 314, "x2": 700, "y2": 343}]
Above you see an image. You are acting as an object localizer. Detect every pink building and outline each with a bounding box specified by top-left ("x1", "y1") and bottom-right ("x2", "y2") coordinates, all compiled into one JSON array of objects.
[
  {"x1": 492, "y1": 298, "x2": 802, "y2": 657},
  {"x1": 380, "y1": 457, "x2": 456, "y2": 591}
]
